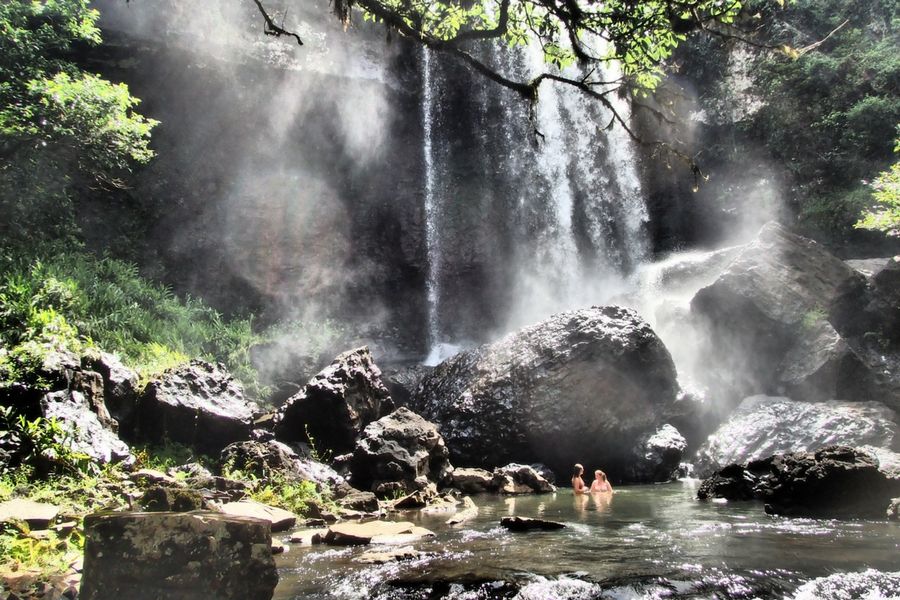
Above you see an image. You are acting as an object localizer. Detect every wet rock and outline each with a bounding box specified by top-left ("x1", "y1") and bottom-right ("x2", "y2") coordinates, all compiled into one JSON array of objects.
[
  {"x1": 138, "y1": 361, "x2": 257, "y2": 454},
  {"x1": 413, "y1": 306, "x2": 680, "y2": 479},
  {"x1": 626, "y1": 424, "x2": 687, "y2": 483},
  {"x1": 694, "y1": 396, "x2": 898, "y2": 477},
  {"x1": 288, "y1": 529, "x2": 327, "y2": 545},
  {"x1": 336, "y1": 490, "x2": 379, "y2": 513},
  {"x1": 41, "y1": 389, "x2": 132, "y2": 465},
  {"x1": 382, "y1": 364, "x2": 433, "y2": 407},
  {"x1": 788, "y1": 569, "x2": 900, "y2": 600},
  {"x1": 0, "y1": 499, "x2": 59, "y2": 529},
  {"x1": 322, "y1": 521, "x2": 435, "y2": 545},
  {"x1": 357, "y1": 546, "x2": 422, "y2": 564},
  {"x1": 699, "y1": 446, "x2": 900, "y2": 518},
  {"x1": 888, "y1": 498, "x2": 900, "y2": 520},
  {"x1": 140, "y1": 486, "x2": 206, "y2": 512},
  {"x1": 273, "y1": 347, "x2": 394, "y2": 455},
  {"x1": 82, "y1": 351, "x2": 139, "y2": 435},
  {"x1": 493, "y1": 464, "x2": 556, "y2": 494},
  {"x1": 350, "y1": 407, "x2": 453, "y2": 496},
  {"x1": 219, "y1": 500, "x2": 297, "y2": 533},
  {"x1": 691, "y1": 223, "x2": 898, "y2": 407},
  {"x1": 446, "y1": 496, "x2": 478, "y2": 525},
  {"x1": 860, "y1": 445, "x2": 900, "y2": 479},
  {"x1": 451, "y1": 467, "x2": 495, "y2": 494},
  {"x1": 500, "y1": 516, "x2": 566, "y2": 531},
  {"x1": 81, "y1": 511, "x2": 278, "y2": 600}
]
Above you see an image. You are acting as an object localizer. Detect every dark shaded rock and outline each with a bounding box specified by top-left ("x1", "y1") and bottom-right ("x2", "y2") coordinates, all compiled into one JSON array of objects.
[
  {"x1": 694, "y1": 396, "x2": 898, "y2": 477},
  {"x1": 81, "y1": 511, "x2": 278, "y2": 600},
  {"x1": 699, "y1": 446, "x2": 900, "y2": 518},
  {"x1": 382, "y1": 364, "x2": 434, "y2": 407},
  {"x1": 140, "y1": 486, "x2": 206, "y2": 512},
  {"x1": 350, "y1": 407, "x2": 453, "y2": 496},
  {"x1": 41, "y1": 389, "x2": 132, "y2": 465},
  {"x1": 413, "y1": 306, "x2": 680, "y2": 479},
  {"x1": 336, "y1": 490, "x2": 379, "y2": 513},
  {"x1": 82, "y1": 351, "x2": 139, "y2": 435},
  {"x1": 500, "y1": 516, "x2": 565, "y2": 531},
  {"x1": 627, "y1": 424, "x2": 687, "y2": 483},
  {"x1": 451, "y1": 468, "x2": 495, "y2": 494},
  {"x1": 696, "y1": 463, "x2": 759, "y2": 501},
  {"x1": 273, "y1": 347, "x2": 394, "y2": 455},
  {"x1": 137, "y1": 360, "x2": 257, "y2": 454},
  {"x1": 493, "y1": 464, "x2": 556, "y2": 493}
]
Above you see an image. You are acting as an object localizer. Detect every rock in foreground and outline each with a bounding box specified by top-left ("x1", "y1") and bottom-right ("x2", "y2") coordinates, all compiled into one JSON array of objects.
[
  {"x1": 81, "y1": 511, "x2": 278, "y2": 600},
  {"x1": 413, "y1": 306, "x2": 680, "y2": 479}
]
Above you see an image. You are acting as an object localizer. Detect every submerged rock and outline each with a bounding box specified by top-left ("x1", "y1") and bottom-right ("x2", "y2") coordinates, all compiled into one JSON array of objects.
[
  {"x1": 694, "y1": 396, "x2": 898, "y2": 477},
  {"x1": 349, "y1": 407, "x2": 453, "y2": 496},
  {"x1": 699, "y1": 446, "x2": 900, "y2": 518},
  {"x1": 138, "y1": 361, "x2": 257, "y2": 454},
  {"x1": 413, "y1": 306, "x2": 680, "y2": 480},
  {"x1": 500, "y1": 516, "x2": 565, "y2": 531},
  {"x1": 273, "y1": 347, "x2": 394, "y2": 455},
  {"x1": 81, "y1": 511, "x2": 278, "y2": 600}
]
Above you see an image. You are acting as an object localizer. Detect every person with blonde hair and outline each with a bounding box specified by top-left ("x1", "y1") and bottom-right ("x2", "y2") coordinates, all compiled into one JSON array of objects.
[
  {"x1": 590, "y1": 469, "x2": 613, "y2": 493},
  {"x1": 571, "y1": 463, "x2": 588, "y2": 494}
]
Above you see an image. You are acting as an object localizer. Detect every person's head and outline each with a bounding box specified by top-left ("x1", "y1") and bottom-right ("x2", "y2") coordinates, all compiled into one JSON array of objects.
[
  {"x1": 595, "y1": 470, "x2": 606, "y2": 481},
  {"x1": 573, "y1": 463, "x2": 584, "y2": 476}
]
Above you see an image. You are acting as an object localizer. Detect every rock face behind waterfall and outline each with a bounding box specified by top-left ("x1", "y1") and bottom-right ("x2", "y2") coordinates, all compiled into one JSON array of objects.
[
  {"x1": 694, "y1": 396, "x2": 899, "y2": 477},
  {"x1": 412, "y1": 306, "x2": 681, "y2": 479},
  {"x1": 691, "y1": 222, "x2": 899, "y2": 408}
]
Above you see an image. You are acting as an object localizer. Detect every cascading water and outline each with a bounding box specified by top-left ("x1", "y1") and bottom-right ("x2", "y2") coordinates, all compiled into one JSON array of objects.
[{"x1": 418, "y1": 38, "x2": 651, "y2": 360}]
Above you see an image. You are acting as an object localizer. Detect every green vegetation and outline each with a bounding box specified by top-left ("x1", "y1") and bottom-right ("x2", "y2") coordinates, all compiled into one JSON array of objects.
[
  {"x1": 743, "y1": 0, "x2": 899, "y2": 237},
  {"x1": 856, "y1": 135, "x2": 900, "y2": 236}
]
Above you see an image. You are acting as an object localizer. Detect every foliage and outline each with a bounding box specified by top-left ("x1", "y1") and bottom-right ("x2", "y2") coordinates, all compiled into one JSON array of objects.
[
  {"x1": 856, "y1": 135, "x2": 900, "y2": 236},
  {"x1": 355, "y1": 0, "x2": 743, "y2": 91},
  {"x1": 249, "y1": 476, "x2": 327, "y2": 517},
  {"x1": 0, "y1": 0, "x2": 156, "y2": 176},
  {"x1": 741, "y1": 0, "x2": 900, "y2": 235},
  {"x1": 0, "y1": 407, "x2": 95, "y2": 477},
  {"x1": 0, "y1": 246, "x2": 267, "y2": 397}
]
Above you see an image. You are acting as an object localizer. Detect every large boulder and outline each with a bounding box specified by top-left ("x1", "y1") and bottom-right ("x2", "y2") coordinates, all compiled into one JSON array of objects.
[
  {"x1": 81, "y1": 512, "x2": 278, "y2": 600},
  {"x1": 273, "y1": 347, "x2": 394, "y2": 455},
  {"x1": 626, "y1": 424, "x2": 687, "y2": 483},
  {"x1": 219, "y1": 440, "x2": 347, "y2": 493},
  {"x1": 41, "y1": 390, "x2": 132, "y2": 465},
  {"x1": 412, "y1": 306, "x2": 681, "y2": 479},
  {"x1": 691, "y1": 222, "x2": 871, "y2": 402},
  {"x1": 698, "y1": 446, "x2": 900, "y2": 518},
  {"x1": 137, "y1": 361, "x2": 257, "y2": 454},
  {"x1": 694, "y1": 396, "x2": 899, "y2": 477},
  {"x1": 82, "y1": 351, "x2": 140, "y2": 436},
  {"x1": 350, "y1": 407, "x2": 453, "y2": 496}
]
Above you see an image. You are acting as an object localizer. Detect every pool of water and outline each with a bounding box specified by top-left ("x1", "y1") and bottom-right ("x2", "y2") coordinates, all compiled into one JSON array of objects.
[{"x1": 273, "y1": 481, "x2": 900, "y2": 599}]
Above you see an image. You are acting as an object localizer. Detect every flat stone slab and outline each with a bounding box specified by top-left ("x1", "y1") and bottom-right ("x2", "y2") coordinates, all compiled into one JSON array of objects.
[
  {"x1": 0, "y1": 499, "x2": 59, "y2": 529},
  {"x1": 323, "y1": 521, "x2": 435, "y2": 545},
  {"x1": 357, "y1": 546, "x2": 422, "y2": 564},
  {"x1": 500, "y1": 516, "x2": 565, "y2": 531},
  {"x1": 219, "y1": 501, "x2": 296, "y2": 532}
]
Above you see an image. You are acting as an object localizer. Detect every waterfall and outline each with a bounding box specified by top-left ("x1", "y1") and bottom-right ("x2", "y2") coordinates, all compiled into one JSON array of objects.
[{"x1": 418, "y1": 40, "x2": 650, "y2": 360}]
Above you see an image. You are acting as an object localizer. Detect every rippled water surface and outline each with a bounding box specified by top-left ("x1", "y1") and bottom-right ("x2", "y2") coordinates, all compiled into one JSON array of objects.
[{"x1": 273, "y1": 481, "x2": 900, "y2": 599}]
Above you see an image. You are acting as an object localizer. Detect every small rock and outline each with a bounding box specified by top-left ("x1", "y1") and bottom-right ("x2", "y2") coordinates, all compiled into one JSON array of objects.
[
  {"x1": 494, "y1": 464, "x2": 557, "y2": 494},
  {"x1": 322, "y1": 521, "x2": 434, "y2": 546},
  {"x1": 0, "y1": 499, "x2": 59, "y2": 529},
  {"x1": 357, "y1": 546, "x2": 422, "y2": 564},
  {"x1": 219, "y1": 500, "x2": 297, "y2": 533},
  {"x1": 304, "y1": 518, "x2": 327, "y2": 528},
  {"x1": 500, "y1": 516, "x2": 565, "y2": 531},
  {"x1": 270, "y1": 543, "x2": 287, "y2": 555},
  {"x1": 139, "y1": 486, "x2": 206, "y2": 512},
  {"x1": 337, "y1": 490, "x2": 379, "y2": 513},
  {"x1": 288, "y1": 529, "x2": 327, "y2": 545},
  {"x1": 446, "y1": 497, "x2": 478, "y2": 525}
]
